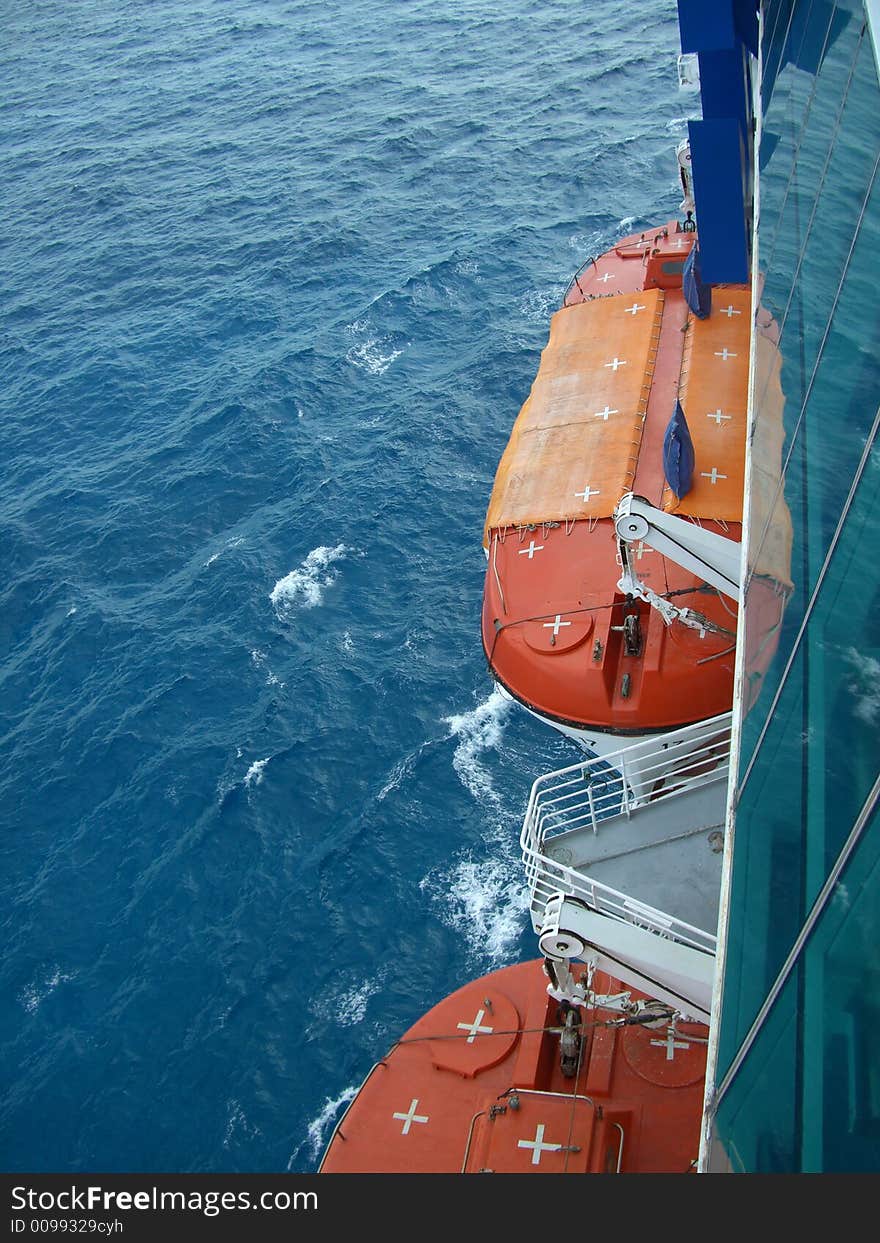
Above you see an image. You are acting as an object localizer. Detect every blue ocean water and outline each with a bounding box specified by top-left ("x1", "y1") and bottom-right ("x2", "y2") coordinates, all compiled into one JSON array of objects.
[{"x1": 1, "y1": 0, "x2": 686, "y2": 1172}]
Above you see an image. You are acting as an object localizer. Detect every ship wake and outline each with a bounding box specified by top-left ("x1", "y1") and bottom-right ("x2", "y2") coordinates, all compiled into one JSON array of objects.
[{"x1": 420, "y1": 687, "x2": 529, "y2": 965}]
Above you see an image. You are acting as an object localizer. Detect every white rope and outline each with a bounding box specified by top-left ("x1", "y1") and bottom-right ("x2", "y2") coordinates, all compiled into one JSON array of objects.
[{"x1": 492, "y1": 533, "x2": 507, "y2": 617}]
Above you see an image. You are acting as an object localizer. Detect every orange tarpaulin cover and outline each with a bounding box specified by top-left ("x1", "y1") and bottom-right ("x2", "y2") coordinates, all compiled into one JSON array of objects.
[
  {"x1": 483, "y1": 290, "x2": 664, "y2": 540},
  {"x1": 664, "y1": 287, "x2": 751, "y2": 518}
]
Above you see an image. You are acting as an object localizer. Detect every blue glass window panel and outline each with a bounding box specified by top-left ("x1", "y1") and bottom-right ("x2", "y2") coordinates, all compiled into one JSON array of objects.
[{"x1": 714, "y1": 796, "x2": 880, "y2": 1171}]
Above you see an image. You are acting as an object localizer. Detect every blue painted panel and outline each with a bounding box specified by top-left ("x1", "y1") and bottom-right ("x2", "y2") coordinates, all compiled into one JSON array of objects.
[
  {"x1": 688, "y1": 118, "x2": 750, "y2": 283},
  {"x1": 677, "y1": 0, "x2": 736, "y2": 52},
  {"x1": 733, "y1": 0, "x2": 759, "y2": 56},
  {"x1": 683, "y1": 245, "x2": 712, "y2": 319},
  {"x1": 697, "y1": 45, "x2": 750, "y2": 127}
]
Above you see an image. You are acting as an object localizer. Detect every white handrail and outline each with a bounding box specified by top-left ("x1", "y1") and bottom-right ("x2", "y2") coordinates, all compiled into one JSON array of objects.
[
  {"x1": 520, "y1": 714, "x2": 730, "y2": 955},
  {"x1": 523, "y1": 713, "x2": 731, "y2": 846},
  {"x1": 528, "y1": 861, "x2": 718, "y2": 953}
]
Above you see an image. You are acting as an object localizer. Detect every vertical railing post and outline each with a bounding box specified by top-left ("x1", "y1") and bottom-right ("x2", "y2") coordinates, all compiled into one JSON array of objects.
[{"x1": 587, "y1": 781, "x2": 597, "y2": 834}]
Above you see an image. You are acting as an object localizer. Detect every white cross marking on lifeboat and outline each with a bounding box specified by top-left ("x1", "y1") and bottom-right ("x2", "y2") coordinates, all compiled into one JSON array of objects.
[
  {"x1": 714, "y1": 348, "x2": 737, "y2": 361},
  {"x1": 701, "y1": 467, "x2": 727, "y2": 484},
  {"x1": 598, "y1": 272, "x2": 615, "y2": 284},
  {"x1": 721, "y1": 305, "x2": 742, "y2": 317},
  {"x1": 674, "y1": 237, "x2": 687, "y2": 248},
  {"x1": 518, "y1": 1123, "x2": 563, "y2": 1166},
  {"x1": 518, "y1": 540, "x2": 544, "y2": 559},
  {"x1": 650, "y1": 1030, "x2": 692, "y2": 1061},
  {"x1": 634, "y1": 541, "x2": 653, "y2": 559},
  {"x1": 594, "y1": 405, "x2": 618, "y2": 420},
  {"x1": 574, "y1": 485, "x2": 600, "y2": 502},
  {"x1": 456, "y1": 1008, "x2": 494, "y2": 1043},
  {"x1": 624, "y1": 303, "x2": 646, "y2": 316},
  {"x1": 605, "y1": 357, "x2": 627, "y2": 371},
  {"x1": 708, "y1": 409, "x2": 732, "y2": 425},
  {"x1": 393, "y1": 1099, "x2": 429, "y2": 1135},
  {"x1": 544, "y1": 614, "x2": 572, "y2": 638}
]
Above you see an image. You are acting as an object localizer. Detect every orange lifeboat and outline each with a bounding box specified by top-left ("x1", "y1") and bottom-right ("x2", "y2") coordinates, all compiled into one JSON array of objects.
[
  {"x1": 320, "y1": 959, "x2": 707, "y2": 1174},
  {"x1": 481, "y1": 221, "x2": 772, "y2": 748}
]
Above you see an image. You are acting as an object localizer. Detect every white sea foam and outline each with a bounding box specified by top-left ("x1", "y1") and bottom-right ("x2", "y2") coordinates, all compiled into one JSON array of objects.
[
  {"x1": 244, "y1": 757, "x2": 269, "y2": 787},
  {"x1": 377, "y1": 746, "x2": 423, "y2": 802},
  {"x1": 289, "y1": 1084, "x2": 359, "y2": 1168},
  {"x1": 204, "y1": 536, "x2": 244, "y2": 568},
  {"x1": 420, "y1": 688, "x2": 529, "y2": 963},
  {"x1": 19, "y1": 967, "x2": 74, "y2": 1013},
  {"x1": 568, "y1": 228, "x2": 606, "y2": 255},
  {"x1": 518, "y1": 286, "x2": 565, "y2": 323},
  {"x1": 223, "y1": 1099, "x2": 261, "y2": 1149},
  {"x1": 335, "y1": 973, "x2": 383, "y2": 1024},
  {"x1": 345, "y1": 316, "x2": 404, "y2": 374},
  {"x1": 251, "y1": 648, "x2": 284, "y2": 687},
  {"x1": 270, "y1": 544, "x2": 349, "y2": 618},
  {"x1": 442, "y1": 687, "x2": 512, "y2": 808},
  {"x1": 844, "y1": 648, "x2": 880, "y2": 724},
  {"x1": 403, "y1": 625, "x2": 429, "y2": 652},
  {"x1": 420, "y1": 855, "x2": 528, "y2": 965},
  {"x1": 66, "y1": 606, "x2": 77, "y2": 617},
  {"x1": 617, "y1": 215, "x2": 637, "y2": 232},
  {"x1": 376, "y1": 756, "x2": 408, "y2": 802},
  {"x1": 346, "y1": 337, "x2": 403, "y2": 375}
]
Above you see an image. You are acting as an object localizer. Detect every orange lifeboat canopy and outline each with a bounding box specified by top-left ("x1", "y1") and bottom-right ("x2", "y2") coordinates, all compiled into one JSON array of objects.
[
  {"x1": 482, "y1": 222, "x2": 752, "y2": 737},
  {"x1": 320, "y1": 959, "x2": 707, "y2": 1174}
]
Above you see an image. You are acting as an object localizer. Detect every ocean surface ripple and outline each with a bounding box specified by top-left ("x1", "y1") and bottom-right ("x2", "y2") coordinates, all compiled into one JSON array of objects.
[{"x1": 1, "y1": 0, "x2": 684, "y2": 1171}]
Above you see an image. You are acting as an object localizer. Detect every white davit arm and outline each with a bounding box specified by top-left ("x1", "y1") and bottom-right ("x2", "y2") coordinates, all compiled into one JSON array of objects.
[
  {"x1": 538, "y1": 894, "x2": 714, "y2": 1025},
  {"x1": 614, "y1": 493, "x2": 742, "y2": 603}
]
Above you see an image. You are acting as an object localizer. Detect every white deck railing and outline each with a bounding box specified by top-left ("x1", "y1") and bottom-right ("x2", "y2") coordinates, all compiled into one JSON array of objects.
[
  {"x1": 522, "y1": 713, "x2": 732, "y2": 844},
  {"x1": 520, "y1": 714, "x2": 731, "y2": 953},
  {"x1": 526, "y1": 860, "x2": 718, "y2": 954}
]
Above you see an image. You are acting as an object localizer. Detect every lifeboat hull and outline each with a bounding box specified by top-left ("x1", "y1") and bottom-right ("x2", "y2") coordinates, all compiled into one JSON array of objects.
[
  {"x1": 481, "y1": 222, "x2": 786, "y2": 745},
  {"x1": 320, "y1": 959, "x2": 707, "y2": 1174}
]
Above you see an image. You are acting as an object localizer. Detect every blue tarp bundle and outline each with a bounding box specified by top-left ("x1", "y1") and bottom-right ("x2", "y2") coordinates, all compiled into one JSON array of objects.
[
  {"x1": 663, "y1": 401, "x2": 695, "y2": 500},
  {"x1": 683, "y1": 242, "x2": 712, "y2": 319}
]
